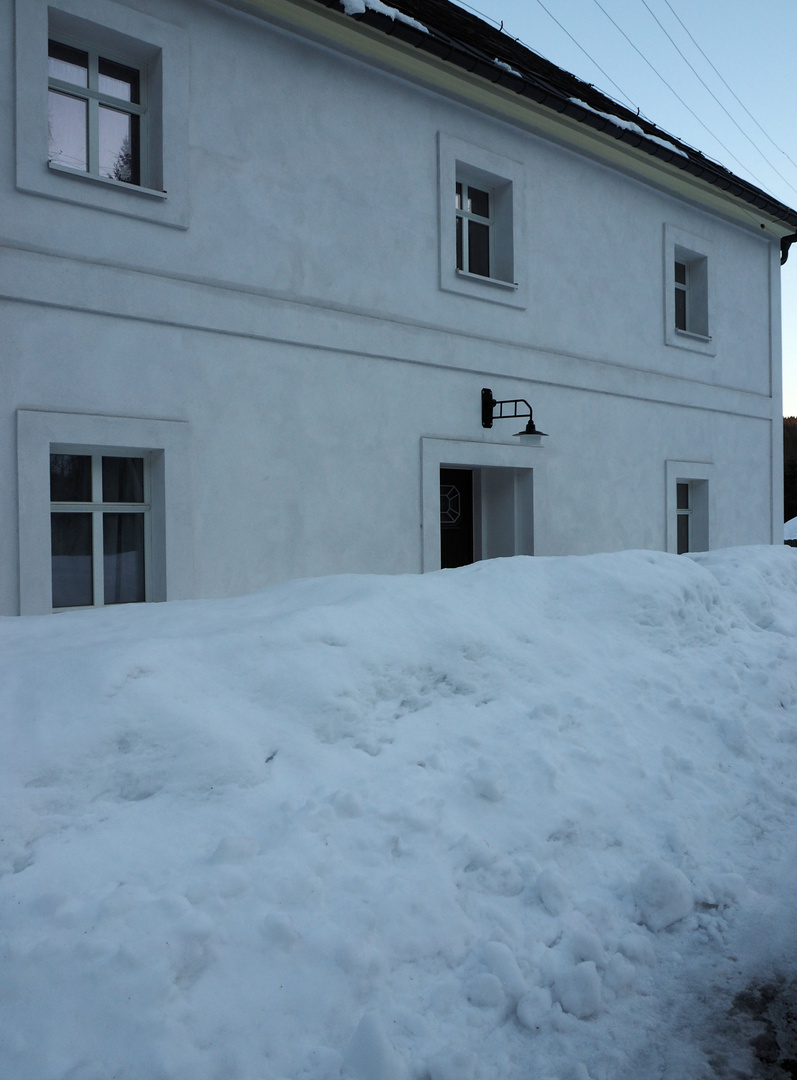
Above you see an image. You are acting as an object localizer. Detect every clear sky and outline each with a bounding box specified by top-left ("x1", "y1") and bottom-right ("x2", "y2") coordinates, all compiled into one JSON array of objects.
[{"x1": 451, "y1": 0, "x2": 797, "y2": 416}]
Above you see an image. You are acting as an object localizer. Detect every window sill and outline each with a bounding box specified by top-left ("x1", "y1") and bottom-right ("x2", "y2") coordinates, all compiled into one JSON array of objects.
[
  {"x1": 455, "y1": 268, "x2": 518, "y2": 291},
  {"x1": 48, "y1": 161, "x2": 167, "y2": 200},
  {"x1": 674, "y1": 327, "x2": 711, "y2": 343}
]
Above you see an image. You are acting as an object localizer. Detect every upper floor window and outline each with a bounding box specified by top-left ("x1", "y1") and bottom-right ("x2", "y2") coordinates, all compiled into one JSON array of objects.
[
  {"x1": 673, "y1": 250, "x2": 708, "y2": 338},
  {"x1": 456, "y1": 181, "x2": 492, "y2": 278},
  {"x1": 663, "y1": 225, "x2": 715, "y2": 355},
  {"x1": 438, "y1": 134, "x2": 526, "y2": 309},
  {"x1": 48, "y1": 38, "x2": 145, "y2": 186}
]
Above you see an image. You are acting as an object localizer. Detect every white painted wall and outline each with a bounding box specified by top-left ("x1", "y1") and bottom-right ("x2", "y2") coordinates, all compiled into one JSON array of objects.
[{"x1": 0, "y1": 0, "x2": 783, "y2": 614}]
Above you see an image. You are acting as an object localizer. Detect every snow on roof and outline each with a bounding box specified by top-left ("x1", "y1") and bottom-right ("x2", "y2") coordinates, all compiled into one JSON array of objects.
[
  {"x1": 340, "y1": 0, "x2": 428, "y2": 33},
  {"x1": 570, "y1": 97, "x2": 689, "y2": 158}
]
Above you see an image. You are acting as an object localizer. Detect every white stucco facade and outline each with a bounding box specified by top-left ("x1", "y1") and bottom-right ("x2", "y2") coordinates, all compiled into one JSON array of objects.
[{"x1": 0, "y1": 0, "x2": 789, "y2": 614}]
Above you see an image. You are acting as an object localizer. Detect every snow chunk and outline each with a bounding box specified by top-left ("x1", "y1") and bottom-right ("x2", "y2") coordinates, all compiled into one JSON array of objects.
[
  {"x1": 570, "y1": 98, "x2": 688, "y2": 158},
  {"x1": 340, "y1": 0, "x2": 428, "y2": 33},
  {"x1": 536, "y1": 867, "x2": 569, "y2": 915},
  {"x1": 517, "y1": 986, "x2": 553, "y2": 1029},
  {"x1": 634, "y1": 860, "x2": 693, "y2": 931},
  {"x1": 554, "y1": 961, "x2": 602, "y2": 1018},
  {"x1": 343, "y1": 1012, "x2": 408, "y2": 1080},
  {"x1": 494, "y1": 58, "x2": 522, "y2": 78}
]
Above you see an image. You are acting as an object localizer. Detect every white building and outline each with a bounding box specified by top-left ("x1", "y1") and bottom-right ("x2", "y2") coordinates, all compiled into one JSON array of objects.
[{"x1": 3, "y1": 0, "x2": 796, "y2": 615}]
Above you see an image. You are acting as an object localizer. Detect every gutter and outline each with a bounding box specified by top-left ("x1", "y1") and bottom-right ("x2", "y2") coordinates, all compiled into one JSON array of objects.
[{"x1": 781, "y1": 233, "x2": 797, "y2": 265}]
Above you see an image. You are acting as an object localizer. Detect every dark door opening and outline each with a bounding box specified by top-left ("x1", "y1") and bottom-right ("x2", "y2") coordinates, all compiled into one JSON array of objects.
[{"x1": 440, "y1": 467, "x2": 474, "y2": 568}]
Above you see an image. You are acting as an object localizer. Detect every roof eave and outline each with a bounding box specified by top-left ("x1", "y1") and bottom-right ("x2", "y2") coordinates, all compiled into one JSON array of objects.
[{"x1": 218, "y1": 0, "x2": 797, "y2": 238}]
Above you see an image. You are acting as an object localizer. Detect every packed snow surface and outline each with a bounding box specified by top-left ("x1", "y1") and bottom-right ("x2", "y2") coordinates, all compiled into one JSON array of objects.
[
  {"x1": 3, "y1": 547, "x2": 797, "y2": 1080},
  {"x1": 785, "y1": 515, "x2": 797, "y2": 540}
]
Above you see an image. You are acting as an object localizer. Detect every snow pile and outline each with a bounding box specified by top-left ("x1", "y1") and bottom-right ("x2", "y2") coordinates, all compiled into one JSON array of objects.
[
  {"x1": 785, "y1": 515, "x2": 797, "y2": 540},
  {"x1": 2, "y1": 547, "x2": 797, "y2": 1080}
]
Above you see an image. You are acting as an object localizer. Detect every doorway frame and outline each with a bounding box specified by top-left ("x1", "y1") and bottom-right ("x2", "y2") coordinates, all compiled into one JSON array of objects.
[{"x1": 421, "y1": 437, "x2": 547, "y2": 572}]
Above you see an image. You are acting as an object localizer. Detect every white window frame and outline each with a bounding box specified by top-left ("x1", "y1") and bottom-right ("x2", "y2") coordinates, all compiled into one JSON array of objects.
[
  {"x1": 422, "y1": 438, "x2": 546, "y2": 570},
  {"x1": 438, "y1": 134, "x2": 526, "y2": 308},
  {"x1": 664, "y1": 225, "x2": 716, "y2": 355},
  {"x1": 17, "y1": 410, "x2": 193, "y2": 615},
  {"x1": 665, "y1": 460, "x2": 714, "y2": 554},
  {"x1": 49, "y1": 449, "x2": 153, "y2": 610},
  {"x1": 47, "y1": 36, "x2": 148, "y2": 188},
  {"x1": 15, "y1": 0, "x2": 189, "y2": 229}
]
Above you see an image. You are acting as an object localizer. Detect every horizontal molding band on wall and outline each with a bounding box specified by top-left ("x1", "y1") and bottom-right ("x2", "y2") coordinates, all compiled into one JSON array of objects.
[{"x1": 0, "y1": 241, "x2": 775, "y2": 421}]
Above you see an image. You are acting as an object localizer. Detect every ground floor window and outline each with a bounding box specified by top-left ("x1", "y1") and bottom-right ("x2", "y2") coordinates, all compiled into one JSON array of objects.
[
  {"x1": 50, "y1": 451, "x2": 150, "y2": 608},
  {"x1": 666, "y1": 461, "x2": 713, "y2": 554}
]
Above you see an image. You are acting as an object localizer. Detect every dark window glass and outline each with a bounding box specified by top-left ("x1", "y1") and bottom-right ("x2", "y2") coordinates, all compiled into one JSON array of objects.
[
  {"x1": 50, "y1": 454, "x2": 92, "y2": 502},
  {"x1": 468, "y1": 220, "x2": 490, "y2": 277},
  {"x1": 98, "y1": 57, "x2": 140, "y2": 103},
  {"x1": 455, "y1": 181, "x2": 463, "y2": 210},
  {"x1": 674, "y1": 260, "x2": 687, "y2": 285},
  {"x1": 455, "y1": 215, "x2": 463, "y2": 271},
  {"x1": 677, "y1": 513, "x2": 690, "y2": 555},
  {"x1": 104, "y1": 513, "x2": 145, "y2": 604},
  {"x1": 102, "y1": 457, "x2": 145, "y2": 503},
  {"x1": 51, "y1": 512, "x2": 93, "y2": 607},
  {"x1": 676, "y1": 482, "x2": 690, "y2": 510},
  {"x1": 468, "y1": 186, "x2": 490, "y2": 219},
  {"x1": 48, "y1": 41, "x2": 88, "y2": 87},
  {"x1": 48, "y1": 90, "x2": 88, "y2": 171},
  {"x1": 675, "y1": 287, "x2": 687, "y2": 330},
  {"x1": 99, "y1": 107, "x2": 139, "y2": 184}
]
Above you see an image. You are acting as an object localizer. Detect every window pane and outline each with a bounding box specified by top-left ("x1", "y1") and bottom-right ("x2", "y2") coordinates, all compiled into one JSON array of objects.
[
  {"x1": 674, "y1": 287, "x2": 687, "y2": 331},
  {"x1": 48, "y1": 90, "x2": 87, "y2": 171},
  {"x1": 102, "y1": 457, "x2": 145, "y2": 503},
  {"x1": 50, "y1": 454, "x2": 92, "y2": 502},
  {"x1": 455, "y1": 181, "x2": 463, "y2": 210},
  {"x1": 455, "y1": 215, "x2": 463, "y2": 271},
  {"x1": 468, "y1": 186, "x2": 490, "y2": 219},
  {"x1": 676, "y1": 482, "x2": 690, "y2": 510},
  {"x1": 51, "y1": 513, "x2": 93, "y2": 607},
  {"x1": 104, "y1": 514, "x2": 145, "y2": 604},
  {"x1": 98, "y1": 57, "x2": 139, "y2": 103},
  {"x1": 677, "y1": 513, "x2": 690, "y2": 555},
  {"x1": 48, "y1": 41, "x2": 88, "y2": 87},
  {"x1": 468, "y1": 220, "x2": 490, "y2": 277},
  {"x1": 99, "y1": 107, "x2": 139, "y2": 184},
  {"x1": 674, "y1": 260, "x2": 687, "y2": 285}
]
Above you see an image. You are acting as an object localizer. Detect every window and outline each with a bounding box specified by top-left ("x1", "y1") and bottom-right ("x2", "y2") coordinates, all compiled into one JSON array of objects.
[
  {"x1": 673, "y1": 250, "x2": 708, "y2": 337},
  {"x1": 664, "y1": 226, "x2": 715, "y2": 355},
  {"x1": 666, "y1": 461, "x2": 713, "y2": 553},
  {"x1": 50, "y1": 452, "x2": 150, "y2": 608},
  {"x1": 676, "y1": 481, "x2": 691, "y2": 554},
  {"x1": 456, "y1": 181, "x2": 492, "y2": 278},
  {"x1": 14, "y1": 0, "x2": 189, "y2": 228},
  {"x1": 48, "y1": 38, "x2": 144, "y2": 186},
  {"x1": 438, "y1": 134, "x2": 526, "y2": 308},
  {"x1": 17, "y1": 409, "x2": 192, "y2": 615}
]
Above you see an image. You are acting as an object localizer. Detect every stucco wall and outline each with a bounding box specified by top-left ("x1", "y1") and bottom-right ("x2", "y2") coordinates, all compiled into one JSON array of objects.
[{"x1": 0, "y1": 0, "x2": 783, "y2": 614}]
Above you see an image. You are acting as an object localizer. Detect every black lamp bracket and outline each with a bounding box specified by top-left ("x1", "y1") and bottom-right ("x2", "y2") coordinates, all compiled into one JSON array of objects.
[{"x1": 481, "y1": 388, "x2": 547, "y2": 436}]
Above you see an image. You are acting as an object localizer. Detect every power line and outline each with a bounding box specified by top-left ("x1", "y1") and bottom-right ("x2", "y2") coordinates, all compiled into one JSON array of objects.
[
  {"x1": 528, "y1": 0, "x2": 638, "y2": 111},
  {"x1": 640, "y1": 0, "x2": 797, "y2": 198},
  {"x1": 661, "y1": 0, "x2": 797, "y2": 174},
  {"x1": 588, "y1": 0, "x2": 768, "y2": 186}
]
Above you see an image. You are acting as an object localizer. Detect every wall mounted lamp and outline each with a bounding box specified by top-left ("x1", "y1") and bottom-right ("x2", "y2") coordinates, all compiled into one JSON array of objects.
[{"x1": 482, "y1": 388, "x2": 547, "y2": 444}]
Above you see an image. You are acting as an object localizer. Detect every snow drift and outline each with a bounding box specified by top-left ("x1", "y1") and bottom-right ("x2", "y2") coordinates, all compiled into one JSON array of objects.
[{"x1": 2, "y1": 547, "x2": 797, "y2": 1080}]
